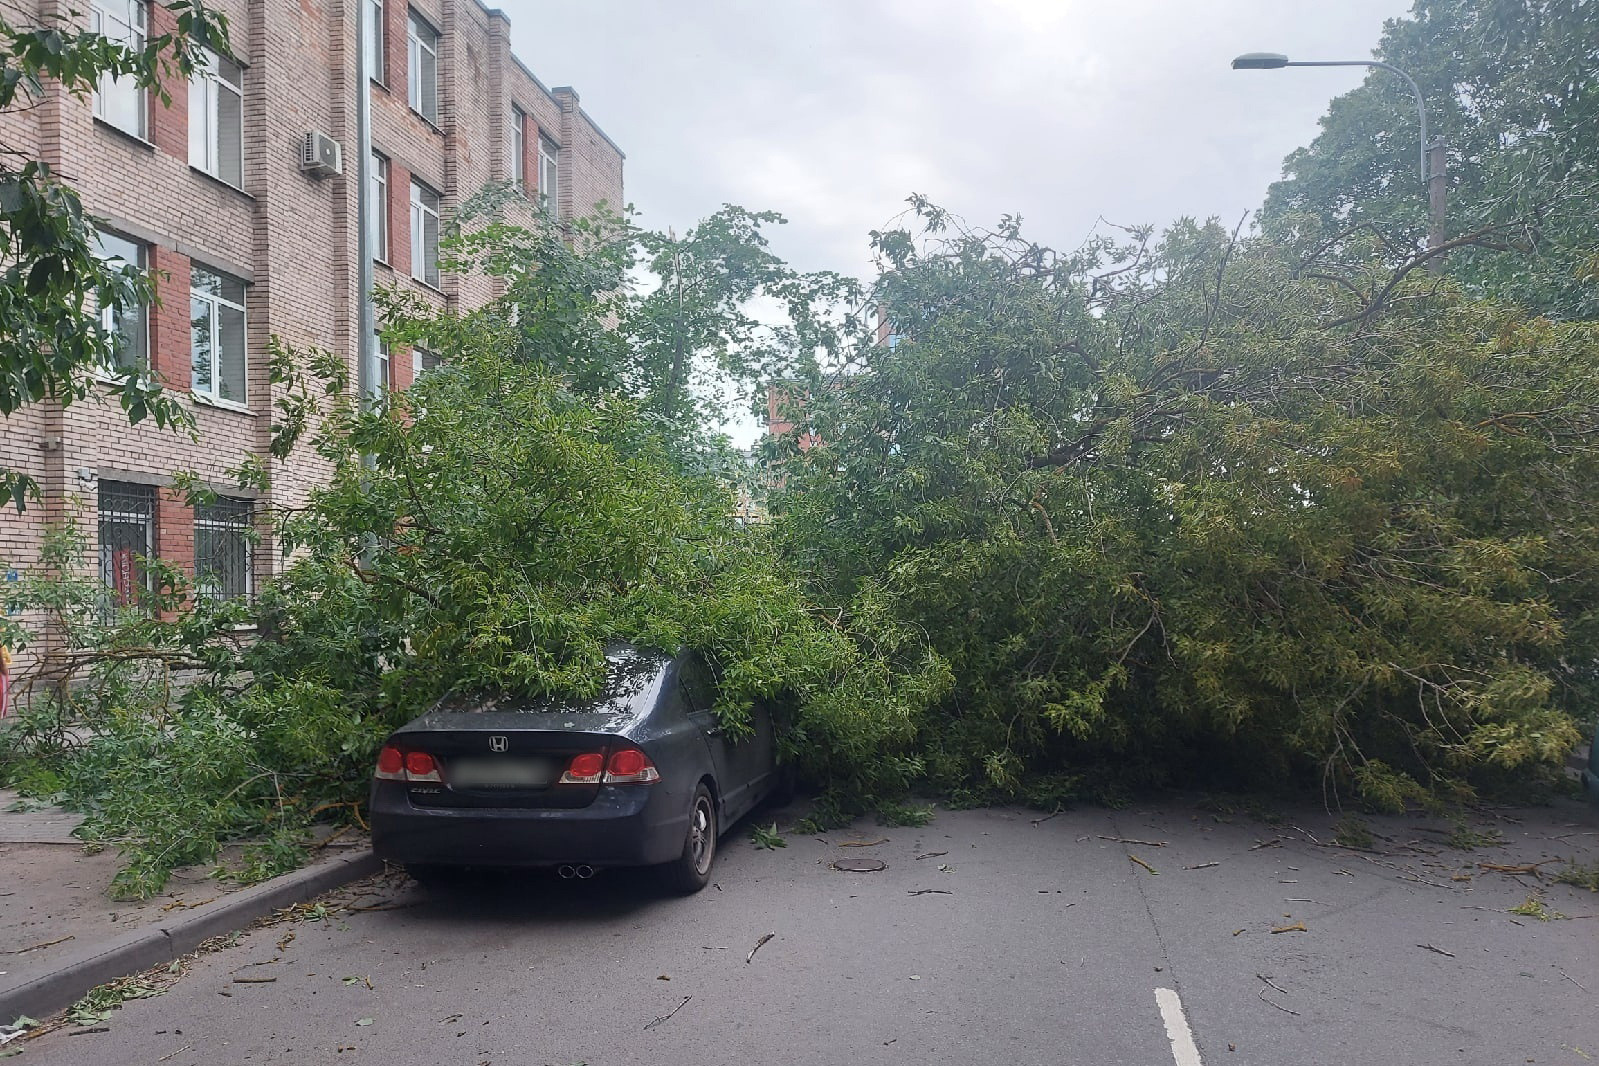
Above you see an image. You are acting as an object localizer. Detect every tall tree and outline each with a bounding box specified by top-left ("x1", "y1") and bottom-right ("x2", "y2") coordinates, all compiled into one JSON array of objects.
[
  {"x1": 0, "y1": 0, "x2": 230, "y2": 509},
  {"x1": 1260, "y1": 0, "x2": 1598, "y2": 319}
]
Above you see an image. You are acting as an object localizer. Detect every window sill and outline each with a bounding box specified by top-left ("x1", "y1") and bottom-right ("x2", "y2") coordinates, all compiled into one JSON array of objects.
[
  {"x1": 92, "y1": 117, "x2": 156, "y2": 151},
  {"x1": 189, "y1": 165, "x2": 253, "y2": 199},
  {"x1": 192, "y1": 392, "x2": 253, "y2": 415},
  {"x1": 409, "y1": 273, "x2": 445, "y2": 295},
  {"x1": 409, "y1": 107, "x2": 445, "y2": 136}
]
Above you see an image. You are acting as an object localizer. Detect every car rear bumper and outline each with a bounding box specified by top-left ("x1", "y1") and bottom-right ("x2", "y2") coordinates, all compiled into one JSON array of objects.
[{"x1": 369, "y1": 782, "x2": 689, "y2": 868}]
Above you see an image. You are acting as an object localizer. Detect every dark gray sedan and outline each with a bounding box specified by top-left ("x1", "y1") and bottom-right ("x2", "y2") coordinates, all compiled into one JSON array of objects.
[{"x1": 369, "y1": 644, "x2": 784, "y2": 893}]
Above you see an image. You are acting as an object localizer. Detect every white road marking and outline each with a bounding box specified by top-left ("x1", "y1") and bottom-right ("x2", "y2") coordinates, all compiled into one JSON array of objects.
[{"x1": 1155, "y1": 987, "x2": 1204, "y2": 1066}]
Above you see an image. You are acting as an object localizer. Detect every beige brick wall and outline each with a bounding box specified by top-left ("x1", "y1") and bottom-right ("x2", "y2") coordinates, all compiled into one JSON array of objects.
[{"x1": 0, "y1": 0, "x2": 624, "y2": 674}]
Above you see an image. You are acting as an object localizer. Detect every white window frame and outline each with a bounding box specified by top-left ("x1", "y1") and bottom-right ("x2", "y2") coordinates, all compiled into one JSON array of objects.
[
  {"x1": 375, "y1": 335, "x2": 391, "y2": 394},
  {"x1": 91, "y1": 228, "x2": 148, "y2": 377},
  {"x1": 190, "y1": 264, "x2": 248, "y2": 408},
  {"x1": 90, "y1": 0, "x2": 147, "y2": 138},
  {"x1": 538, "y1": 136, "x2": 559, "y2": 217},
  {"x1": 409, "y1": 179, "x2": 440, "y2": 288},
  {"x1": 406, "y1": 10, "x2": 438, "y2": 124},
  {"x1": 412, "y1": 347, "x2": 440, "y2": 379},
  {"x1": 510, "y1": 107, "x2": 525, "y2": 187},
  {"x1": 189, "y1": 46, "x2": 243, "y2": 186},
  {"x1": 364, "y1": 0, "x2": 385, "y2": 84},
  {"x1": 370, "y1": 151, "x2": 389, "y2": 263}
]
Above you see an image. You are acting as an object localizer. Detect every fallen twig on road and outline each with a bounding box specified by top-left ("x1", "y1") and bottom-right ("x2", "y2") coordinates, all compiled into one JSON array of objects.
[
  {"x1": 1559, "y1": 968, "x2": 1587, "y2": 992},
  {"x1": 156, "y1": 1044, "x2": 193, "y2": 1061},
  {"x1": 1030, "y1": 810, "x2": 1064, "y2": 826},
  {"x1": 1256, "y1": 987, "x2": 1300, "y2": 1015},
  {"x1": 1129, "y1": 855, "x2": 1158, "y2": 875},
  {"x1": 643, "y1": 996, "x2": 691, "y2": 1031},
  {"x1": 1185, "y1": 862, "x2": 1220, "y2": 870},
  {"x1": 1478, "y1": 861, "x2": 1555, "y2": 879},
  {"x1": 839, "y1": 838, "x2": 888, "y2": 848},
  {"x1": 1416, "y1": 944, "x2": 1455, "y2": 958},
  {"x1": 907, "y1": 889, "x2": 952, "y2": 896},
  {"x1": 1, "y1": 934, "x2": 75, "y2": 955},
  {"x1": 1270, "y1": 921, "x2": 1307, "y2": 934},
  {"x1": 1099, "y1": 836, "x2": 1167, "y2": 847},
  {"x1": 746, "y1": 932, "x2": 775, "y2": 964},
  {"x1": 1250, "y1": 838, "x2": 1283, "y2": 850},
  {"x1": 914, "y1": 851, "x2": 948, "y2": 860},
  {"x1": 1256, "y1": 974, "x2": 1288, "y2": 995},
  {"x1": 232, "y1": 976, "x2": 278, "y2": 984}
]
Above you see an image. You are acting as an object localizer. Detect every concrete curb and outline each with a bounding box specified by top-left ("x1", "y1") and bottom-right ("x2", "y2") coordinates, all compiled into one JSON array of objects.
[{"x1": 0, "y1": 849, "x2": 383, "y2": 1025}]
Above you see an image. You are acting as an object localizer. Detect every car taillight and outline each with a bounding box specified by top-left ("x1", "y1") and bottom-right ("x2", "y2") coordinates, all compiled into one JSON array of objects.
[
  {"x1": 375, "y1": 745, "x2": 405, "y2": 781},
  {"x1": 375, "y1": 744, "x2": 442, "y2": 784},
  {"x1": 558, "y1": 752, "x2": 605, "y2": 785},
  {"x1": 603, "y1": 747, "x2": 660, "y2": 784}
]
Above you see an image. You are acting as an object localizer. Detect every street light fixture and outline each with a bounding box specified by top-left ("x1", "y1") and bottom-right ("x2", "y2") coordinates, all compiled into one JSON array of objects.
[{"x1": 1232, "y1": 52, "x2": 1445, "y2": 251}]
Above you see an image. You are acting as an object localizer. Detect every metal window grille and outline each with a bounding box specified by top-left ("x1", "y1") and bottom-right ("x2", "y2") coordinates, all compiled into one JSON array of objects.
[
  {"x1": 194, "y1": 496, "x2": 254, "y2": 604},
  {"x1": 98, "y1": 481, "x2": 155, "y2": 610}
]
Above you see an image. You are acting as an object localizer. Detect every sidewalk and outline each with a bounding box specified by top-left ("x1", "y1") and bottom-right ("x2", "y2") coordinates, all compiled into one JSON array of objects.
[{"x1": 0, "y1": 790, "x2": 381, "y2": 1024}]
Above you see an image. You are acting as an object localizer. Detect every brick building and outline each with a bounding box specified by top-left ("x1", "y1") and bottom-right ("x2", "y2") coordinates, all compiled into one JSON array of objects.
[{"x1": 0, "y1": 0, "x2": 623, "y2": 667}]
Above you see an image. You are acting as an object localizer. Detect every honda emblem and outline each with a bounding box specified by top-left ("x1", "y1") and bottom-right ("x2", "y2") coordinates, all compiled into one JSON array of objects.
[{"x1": 489, "y1": 735, "x2": 508, "y2": 753}]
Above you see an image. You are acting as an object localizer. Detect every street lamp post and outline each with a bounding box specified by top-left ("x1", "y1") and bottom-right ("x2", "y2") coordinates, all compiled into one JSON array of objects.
[{"x1": 1233, "y1": 52, "x2": 1446, "y2": 254}]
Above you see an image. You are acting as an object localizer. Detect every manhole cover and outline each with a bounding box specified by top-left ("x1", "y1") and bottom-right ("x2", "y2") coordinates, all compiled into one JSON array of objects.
[{"x1": 830, "y1": 858, "x2": 887, "y2": 872}]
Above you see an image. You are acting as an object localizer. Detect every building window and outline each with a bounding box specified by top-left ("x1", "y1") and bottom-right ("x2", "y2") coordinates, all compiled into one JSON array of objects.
[
  {"x1": 409, "y1": 180, "x2": 440, "y2": 287},
  {"x1": 98, "y1": 481, "x2": 155, "y2": 610},
  {"x1": 412, "y1": 347, "x2": 440, "y2": 379},
  {"x1": 194, "y1": 495, "x2": 254, "y2": 603},
  {"x1": 510, "y1": 107, "x2": 525, "y2": 187},
  {"x1": 538, "y1": 136, "x2": 559, "y2": 217},
  {"x1": 370, "y1": 151, "x2": 389, "y2": 262},
  {"x1": 374, "y1": 334, "x2": 390, "y2": 393},
  {"x1": 364, "y1": 0, "x2": 385, "y2": 83},
  {"x1": 92, "y1": 229, "x2": 148, "y2": 374},
  {"x1": 90, "y1": 0, "x2": 147, "y2": 137},
  {"x1": 406, "y1": 10, "x2": 438, "y2": 123},
  {"x1": 189, "y1": 47, "x2": 243, "y2": 186},
  {"x1": 191, "y1": 264, "x2": 248, "y2": 405}
]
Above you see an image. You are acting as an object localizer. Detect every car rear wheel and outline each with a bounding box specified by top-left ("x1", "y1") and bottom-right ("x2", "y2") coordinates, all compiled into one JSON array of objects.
[{"x1": 660, "y1": 784, "x2": 717, "y2": 895}]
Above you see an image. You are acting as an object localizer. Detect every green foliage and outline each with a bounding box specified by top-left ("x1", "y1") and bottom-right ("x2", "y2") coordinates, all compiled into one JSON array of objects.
[
  {"x1": 775, "y1": 201, "x2": 1594, "y2": 811},
  {"x1": 1444, "y1": 822, "x2": 1504, "y2": 851},
  {"x1": 1261, "y1": 0, "x2": 1599, "y2": 319},
  {"x1": 0, "y1": 1, "x2": 233, "y2": 509},
  {"x1": 875, "y1": 801, "x2": 934, "y2": 827},
  {"x1": 1508, "y1": 894, "x2": 1565, "y2": 920},
  {"x1": 1553, "y1": 860, "x2": 1599, "y2": 892},
  {"x1": 1332, "y1": 816, "x2": 1376, "y2": 850},
  {"x1": 0, "y1": 208, "x2": 941, "y2": 894},
  {"x1": 749, "y1": 822, "x2": 787, "y2": 849},
  {"x1": 67, "y1": 976, "x2": 163, "y2": 1027}
]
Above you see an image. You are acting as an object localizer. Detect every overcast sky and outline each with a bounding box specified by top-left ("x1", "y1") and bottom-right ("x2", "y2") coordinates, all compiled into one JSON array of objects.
[
  {"x1": 507, "y1": 0, "x2": 1414, "y2": 440},
  {"x1": 512, "y1": 0, "x2": 1414, "y2": 274}
]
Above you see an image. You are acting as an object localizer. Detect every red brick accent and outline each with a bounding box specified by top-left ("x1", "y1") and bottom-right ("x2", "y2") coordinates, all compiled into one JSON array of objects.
[
  {"x1": 148, "y1": 246, "x2": 191, "y2": 392},
  {"x1": 522, "y1": 117, "x2": 536, "y2": 196},
  {"x1": 156, "y1": 489, "x2": 194, "y2": 612},
  {"x1": 391, "y1": 343, "x2": 414, "y2": 390},
  {"x1": 389, "y1": 160, "x2": 411, "y2": 275},
  {"x1": 146, "y1": 1, "x2": 188, "y2": 159},
  {"x1": 386, "y1": 0, "x2": 408, "y2": 92}
]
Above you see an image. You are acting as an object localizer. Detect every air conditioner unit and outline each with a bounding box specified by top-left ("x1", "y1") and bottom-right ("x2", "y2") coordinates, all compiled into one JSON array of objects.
[{"x1": 300, "y1": 130, "x2": 343, "y2": 177}]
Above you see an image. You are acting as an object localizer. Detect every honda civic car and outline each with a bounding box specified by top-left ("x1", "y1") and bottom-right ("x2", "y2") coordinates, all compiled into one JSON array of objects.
[{"x1": 369, "y1": 644, "x2": 786, "y2": 893}]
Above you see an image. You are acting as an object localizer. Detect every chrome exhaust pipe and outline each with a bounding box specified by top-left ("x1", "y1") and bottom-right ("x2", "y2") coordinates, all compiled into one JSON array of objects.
[
  {"x1": 574, "y1": 865, "x2": 595, "y2": 879},
  {"x1": 557, "y1": 864, "x2": 577, "y2": 879}
]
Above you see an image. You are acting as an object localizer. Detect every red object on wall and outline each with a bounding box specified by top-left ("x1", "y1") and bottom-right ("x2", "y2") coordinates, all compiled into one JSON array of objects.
[{"x1": 111, "y1": 548, "x2": 137, "y2": 606}]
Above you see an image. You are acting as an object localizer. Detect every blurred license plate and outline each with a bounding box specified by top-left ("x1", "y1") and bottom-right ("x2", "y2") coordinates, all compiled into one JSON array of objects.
[{"x1": 449, "y1": 758, "x2": 553, "y2": 788}]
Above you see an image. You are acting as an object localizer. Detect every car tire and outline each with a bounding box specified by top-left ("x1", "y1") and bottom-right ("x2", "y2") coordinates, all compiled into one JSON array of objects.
[{"x1": 660, "y1": 783, "x2": 717, "y2": 895}]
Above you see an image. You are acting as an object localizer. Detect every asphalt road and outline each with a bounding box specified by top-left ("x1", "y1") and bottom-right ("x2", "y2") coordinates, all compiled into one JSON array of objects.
[{"x1": 19, "y1": 799, "x2": 1599, "y2": 1066}]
